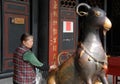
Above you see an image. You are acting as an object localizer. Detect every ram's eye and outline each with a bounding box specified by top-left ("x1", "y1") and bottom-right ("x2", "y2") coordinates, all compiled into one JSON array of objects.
[{"x1": 95, "y1": 11, "x2": 101, "y2": 16}]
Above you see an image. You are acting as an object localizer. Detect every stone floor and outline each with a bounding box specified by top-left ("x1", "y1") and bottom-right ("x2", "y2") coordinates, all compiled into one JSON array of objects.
[
  {"x1": 0, "y1": 75, "x2": 114, "y2": 84},
  {"x1": 0, "y1": 77, "x2": 13, "y2": 84}
]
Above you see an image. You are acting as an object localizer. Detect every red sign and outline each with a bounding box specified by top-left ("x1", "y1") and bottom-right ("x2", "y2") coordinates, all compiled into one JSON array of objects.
[{"x1": 63, "y1": 21, "x2": 73, "y2": 33}]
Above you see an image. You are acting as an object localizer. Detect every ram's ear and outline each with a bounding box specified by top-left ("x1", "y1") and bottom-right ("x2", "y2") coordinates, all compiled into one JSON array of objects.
[{"x1": 76, "y1": 3, "x2": 91, "y2": 16}]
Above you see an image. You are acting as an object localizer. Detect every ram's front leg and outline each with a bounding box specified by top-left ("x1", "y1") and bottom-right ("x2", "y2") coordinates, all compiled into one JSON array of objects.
[
  {"x1": 99, "y1": 75, "x2": 108, "y2": 84},
  {"x1": 84, "y1": 78, "x2": 92, "y2": 84},
  {"x1": 99, "y1": 72, "x2": 108, "y2": 84},
  {"x1": 47, "y1": 70, "x2": 57, "y2": 84}
]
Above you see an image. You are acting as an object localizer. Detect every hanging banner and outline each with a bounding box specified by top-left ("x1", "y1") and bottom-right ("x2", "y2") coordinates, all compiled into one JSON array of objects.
[{"x1": 49, "y1": 0, "x2": 58, "y2": 69}]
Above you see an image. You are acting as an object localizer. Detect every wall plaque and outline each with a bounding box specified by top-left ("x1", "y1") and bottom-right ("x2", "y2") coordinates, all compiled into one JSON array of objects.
[{"x1": 11, "y1": 17, "x2": 25, "y2": 24}]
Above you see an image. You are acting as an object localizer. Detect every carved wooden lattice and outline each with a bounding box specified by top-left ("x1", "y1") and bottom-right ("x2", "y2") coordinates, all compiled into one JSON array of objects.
[{"x1": 60, "y1": 0, "x2": 77, "y2": 8}]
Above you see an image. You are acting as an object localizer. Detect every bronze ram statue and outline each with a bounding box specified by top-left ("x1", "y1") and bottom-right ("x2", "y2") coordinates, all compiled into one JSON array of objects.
[{"x1": 47, "y1": 3, "x2": 112, "y2": 84}]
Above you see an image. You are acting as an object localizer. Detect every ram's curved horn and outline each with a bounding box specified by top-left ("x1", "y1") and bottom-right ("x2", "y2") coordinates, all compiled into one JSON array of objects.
[{"x1": 76, "y1": 3, "x2": 91, "y2": 16}]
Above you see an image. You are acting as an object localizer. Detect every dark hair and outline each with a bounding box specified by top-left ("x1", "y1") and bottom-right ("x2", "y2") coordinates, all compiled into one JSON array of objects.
[{"x1": 20, "y1": 33, "x2": 33, "y2": 43}]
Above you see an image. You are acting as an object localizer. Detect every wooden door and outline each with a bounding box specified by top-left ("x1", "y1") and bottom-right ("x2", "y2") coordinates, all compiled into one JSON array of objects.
[{"x1": 2, "y1": 0, "x2": 29, "y2": 72}]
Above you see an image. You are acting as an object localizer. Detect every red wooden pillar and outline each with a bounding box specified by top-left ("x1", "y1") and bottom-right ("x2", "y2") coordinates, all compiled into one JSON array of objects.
[{"x1": 49, "y1": 0, "x2": 59, "y2": 69}]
